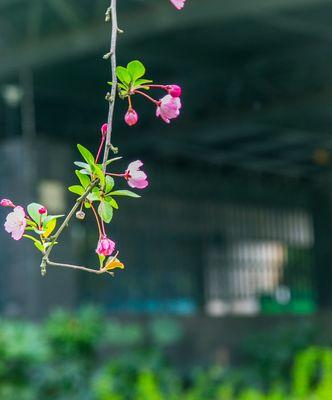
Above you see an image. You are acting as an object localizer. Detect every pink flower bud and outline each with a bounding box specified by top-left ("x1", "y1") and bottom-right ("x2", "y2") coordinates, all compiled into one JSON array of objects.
[
  {"x1": 96, "y1": 236, "x2": 116, "y2": 257},
  {"x1": 101, "y1": 123, "x2": 108, "y2": 135},
  {"x1": 125, "y1": 109, "x2": 138, "y2": 127},
  {"x1": 167, "y1": 85, "x2": 182, "y2": 98},
  {"x1": 0, "y1": 199, "x2": 14, "y2": 208},
  {"x1": 38, "y1": 207, "x2": 47, "y2": 215},
  {"x1": 170, "y1": 0, "x2": 186, "y2": 10}
]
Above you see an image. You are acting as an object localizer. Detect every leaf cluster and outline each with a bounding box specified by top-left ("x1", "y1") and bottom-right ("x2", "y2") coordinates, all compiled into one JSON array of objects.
[
  {"x1": 69, "y1": 144, "x2": 140, "y2": 224},
  {"x1": 111, "y1": 60, "x2": 153, "y2": 97}
]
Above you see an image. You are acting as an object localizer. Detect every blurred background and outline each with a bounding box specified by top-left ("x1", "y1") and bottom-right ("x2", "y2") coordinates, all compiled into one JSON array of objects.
[{"x1": 1, "y1": 0, "x2": 332, "y2": 398}]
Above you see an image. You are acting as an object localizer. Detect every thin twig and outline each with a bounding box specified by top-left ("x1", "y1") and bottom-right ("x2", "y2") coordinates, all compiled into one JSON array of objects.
[
  {"x1": 46, "y1": 259, "x2": 107, "y2": 274},
  {"x1": 102, "y1": 0, "x2": 118, "y2": 174},
  {"x1": 46, "y1": 251, "x2": 119, "y2": 276}
]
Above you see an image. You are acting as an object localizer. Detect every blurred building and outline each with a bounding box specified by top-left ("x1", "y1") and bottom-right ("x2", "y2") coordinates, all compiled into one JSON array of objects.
[{"x1": 1, "y1": 0, "x2": 332, "y2": 348}]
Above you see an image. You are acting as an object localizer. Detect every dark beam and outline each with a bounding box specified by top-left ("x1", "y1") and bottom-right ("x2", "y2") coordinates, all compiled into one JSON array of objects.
[{"x1": 0, "y1": 0, "x2": 330, "y2": 77}]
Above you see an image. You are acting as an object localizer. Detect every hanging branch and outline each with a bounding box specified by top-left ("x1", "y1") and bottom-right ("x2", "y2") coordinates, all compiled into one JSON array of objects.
[
  {"x1": 1, "y1": 0, "x2": 186, "y2": 277},
  {"x1": 40, "y1": 0, "x2": 120, "y2": 276}
]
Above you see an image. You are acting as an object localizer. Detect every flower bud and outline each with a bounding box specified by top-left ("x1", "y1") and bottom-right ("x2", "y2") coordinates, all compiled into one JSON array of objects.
[
  {"x1": 0, "y1": 199, "x2": 14, "y2": 208},
  {"x1": 167, "y1": 85, "x2": 182, "y2": 98},
  {"x1": 96, "y1": 236, "x2": 116, "y2": 256},
  {"x1": 76, "y1": 210, "x2": 86, "y2": 220},
  {"x1": 124, "y1": 108, "x2": 138, "y2": 126},
  {"x1": 38, "y1": 207, "x2": 47, "y2": 215},
  {"x1": 101, "y1": 123, "x2": 108, "y2": 136}
]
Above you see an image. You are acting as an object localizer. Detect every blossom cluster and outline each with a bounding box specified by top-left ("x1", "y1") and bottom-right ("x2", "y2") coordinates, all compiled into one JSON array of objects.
[
  {"x1": 113, "y1": 60, "x2": 182, "y2": 126},
  {"x1": 1, "y1": 155, "x2": 148, "y2": 268}
]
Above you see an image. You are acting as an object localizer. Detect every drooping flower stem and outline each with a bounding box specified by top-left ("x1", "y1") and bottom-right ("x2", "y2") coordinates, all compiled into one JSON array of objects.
[
  {"x1": 90, "y1": 203, "x2": 103, "y2": 237},
  {"x1": 134, "y1": 90, "x2": 159, "y2": 105},
  {"x1": 40, "y1": 0, "x2": 120, "y2": 276},
  {"x1": 95, "y1": 134, "x2": 106, "y2": 163}
]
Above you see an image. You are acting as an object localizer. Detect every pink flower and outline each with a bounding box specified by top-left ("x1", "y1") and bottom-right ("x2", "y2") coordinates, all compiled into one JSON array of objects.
[
  {"x1": 125, "y1": 160, "x2": 148, "y2": 189},
  {"x1": 101, "y1": 123, "x2": 108, "y2": 135},
  {"x1": 0, "y1": 199, "x2": 14, "y2": 208},
  {"x1": 96, "y1": 236, "x2": 116, "y2": 256},
  {"x1": 125, "y1": 108, "x2": 138, "y2": 126},
  {"x1": 167, "y1": 85, "x2": 182, "y2": 98},
  {"x1": 38, "y1": 207, "x2": 47, "y2": 215},
  {"x1": 156, "y1": 95, "x2": 182, "y2": 124},
  {"x1": 4, "y1": 206, "x2": 26, "y2": 241},
  {"x1": 170, "y1": 0, "x2": 186, "y2": 9}
]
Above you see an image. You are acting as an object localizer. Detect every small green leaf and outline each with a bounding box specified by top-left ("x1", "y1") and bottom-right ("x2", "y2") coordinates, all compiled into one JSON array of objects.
[
  {"x1": 127, "y1": 60, "x2": 145, "y2": 81},
  {"x1": 105, "y1": 196, "x2": 119, "y2": 209},
  {"x1": 68, "y1": 185, "x2": 85, "y2": 196},
  {"x1": 105, "y1": 176, "x2": 115, "y2": 193},
  {"x1": 27, "y1": 203, "x2": 44, "y2": 224},
  {"x1": 75, "y1": 170, "x2": 90, "y2": 189},
  {"x1": 98, "y1": 201, "x2": 113, "y2": 223},
  {"x1": 87, "y1": 191, "x2": 100, "y2": 202},
  {"x1": 26, "y1": 219, "x2": 37, "y2": 228},
  {"x1": 84, "y1": 202, "x2": 91, "y2": 209},
  {"x1": 116, "y1": 66, "x2": 131, "y2": 85},
  {"x1": 43, "y1": 219, "x2": 56, "y2": 238},
  {"x1": 135, "y1": 78, "x2": 153, "y2": 86},
  {"x1": 43, "y1": 215, "x2": 64, "y2": 226},
  {"x1": 92, "y1": 164, "x2": 105, "y2": 188},
  {"x1": 105, "y1": 157, "x2": 122, "y2": 166},
  {"x1": 77, "y1": 144, "x2": 95, "y2": 166},
  {"x1": 33, "y1": 228, "x2": 45, "y2": 235},
  {"x1": 23, "y1": 234, "x2": 40, "y2": 244},
  {"x1": 79, "y1": 169, "x2": 91, "y2": 175},
  {"x1": 110, "y1": 190, "x2": 140, "y2": 198},
  {"x1": 74, "y1": 161, "x2": 90, "y2": 169},
  {"x1": 34, "y1": 241, "x2": 45, "y2": 253}
]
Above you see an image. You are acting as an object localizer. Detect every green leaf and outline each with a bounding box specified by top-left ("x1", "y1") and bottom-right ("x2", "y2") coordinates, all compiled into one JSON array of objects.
[
  {"x1": 77, "y1": 144, "x2": 95, "y2": 166},
  {"x1": 110, "y1": 190, "x2": 140, "y2": 198},
  {"x1": 98, "y1": 254, "x2": 105, "y2": 269},
  {"x1": 23, "y1": 234, "x2": 41, "y2": 244},
  {"x1": 68, "y1": 185, "x2": 85, "y2": 196},
  {"x1": 98, "y1": 201, "x2": 113, "y2": 223},
  {"x1": 105, "y1": 196, "x2": 119, "y2": 209},
  {"x1": 75, "y1": 170, "x2": 90, "y2": 188},
  {"x1": 74, "y1": 161, "x2": 91, "y2": 171},
  {"x1": 27, "y1": 203, "x2": 44, "y2": 224},
  {"x1": 105, "y1": 157, "x2": 122, "y2": 166},
  {"x1": 127, "y1": 60, "x2": 145, "y2": 81},
  {"x1": 43, "y1": 215, "x2": 64, "y2": 226},
  {"x1": 33, "y1": 228, "x2": 45, "y2": 235},
  {"x1": 43, "y1": 219, "x2": 56, "y2": 238},
  {"x1": 92, "y1": 164, "x2": 105, "y2": 188},
  {"x1": 26, "y1": 219, "x2": 37, "y2": 228},
  {"x1": 105, "y1": 176, "x2": 115, "y2": 193},
  {"x1": 86, "y1": 191, "x2": 100, "y2": 202},
  {"x1": 116, "y1": 66, "x2": 131, "y2": 85},
  {"x1": 134, "y1": 78, "x2": 153, "y2": 87},
  {"x1": 34, "y1": 241, "x2": 45, "y2": 253},
  {"x1": 79, "y1": 169, "x2": 91, "y2": 175},
  {"x1": 84, "y1": 202, "x2": 91, "y2": 209}
]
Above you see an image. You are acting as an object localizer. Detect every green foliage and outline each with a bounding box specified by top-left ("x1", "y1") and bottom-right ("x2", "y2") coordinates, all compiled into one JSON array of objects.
[
  {"x1": 98, "y1": 201, "x2": 113, "y2": 223},
  {"x1": 114, "y1": 60, "x2": 153, "y2": 97},
  {"x1": 1, "y1": 308, "x2": 332, "y2": 400}
]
